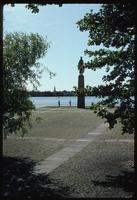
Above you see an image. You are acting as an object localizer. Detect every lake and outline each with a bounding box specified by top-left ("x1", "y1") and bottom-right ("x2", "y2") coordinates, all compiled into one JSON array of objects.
[{"x1": 30, "y1": 96, "x2": 104, "y2": 108}]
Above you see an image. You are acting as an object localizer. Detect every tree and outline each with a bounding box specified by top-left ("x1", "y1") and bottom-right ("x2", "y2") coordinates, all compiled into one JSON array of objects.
[
  {"x1": 3, "y1": 32, "x2": 50, "y2": 136},
  {"x1": 76, "y1": 3, "x2": 135, "y2": 134},
  {"x1": 25, "y1": 3, "x2": 62, "y2": 13}
]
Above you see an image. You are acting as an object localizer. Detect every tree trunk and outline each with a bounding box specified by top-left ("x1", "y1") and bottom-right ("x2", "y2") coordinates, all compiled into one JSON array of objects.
[{"x1": 0, "y1": 4, "x2": 3, "y2": 143}]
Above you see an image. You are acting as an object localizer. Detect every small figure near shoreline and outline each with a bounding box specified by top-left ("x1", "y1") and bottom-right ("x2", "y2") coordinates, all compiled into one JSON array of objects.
[
  {"x1": 69, "y1": 100, "x2": 71, "y2": 107},
  {"x1": 58, "y1": 100, "x2": 60, "y2": 107}
]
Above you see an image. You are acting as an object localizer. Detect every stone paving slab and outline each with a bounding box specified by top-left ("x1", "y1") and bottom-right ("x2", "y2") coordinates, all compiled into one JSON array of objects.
[
  {"x1": 76, "y1": 139, "x2": 94, "y2": 142},
  {"x1": 7, "y1": 136, "x2": 69, "y2": 141},
  {"x1": 33, "y1": 122, "x2": 108, "y2": 175},
  {"x1": 88, "y1": 132, "x2": 102, "y2": 135},
  {"x1": 105, "y1": 139, "x2": 134, "y2": 143}
]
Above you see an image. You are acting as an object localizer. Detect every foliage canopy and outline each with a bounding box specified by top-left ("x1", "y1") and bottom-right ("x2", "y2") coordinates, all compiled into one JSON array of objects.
[
  {"x1": 3, "y1": 32, "x2": 50, "y2": 136},
  {"x1": 77, "y1": 3, "x2": 135, "y2": 134}
]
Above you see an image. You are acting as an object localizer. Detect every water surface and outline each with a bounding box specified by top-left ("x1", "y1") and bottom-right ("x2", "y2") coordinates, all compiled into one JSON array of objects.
[{"x1": 30, "y1": 96, "x2": 103, "y2": 108}]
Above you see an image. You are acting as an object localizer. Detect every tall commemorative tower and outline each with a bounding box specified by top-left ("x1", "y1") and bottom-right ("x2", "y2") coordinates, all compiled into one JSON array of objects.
[{"x1": 77, "y1": 57, "x2": 85, "y2": 108}]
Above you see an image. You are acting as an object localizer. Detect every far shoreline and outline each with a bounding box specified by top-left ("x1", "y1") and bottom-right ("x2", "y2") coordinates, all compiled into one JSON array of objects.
[{"x1": 35, "y1": 106, "x2": 91, "y2": 109}]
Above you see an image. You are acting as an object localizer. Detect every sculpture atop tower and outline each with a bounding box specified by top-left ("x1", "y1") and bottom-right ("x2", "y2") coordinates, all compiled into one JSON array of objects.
[
  {"x1": 53, "y1": 86, "x2": 56, "y2": 96},
  {"x1": 53, "y1": 86, "x2": 56, "y2": 92},
  {"x1": 78, "y1": 56, "x2": 84, "y2": 74}
]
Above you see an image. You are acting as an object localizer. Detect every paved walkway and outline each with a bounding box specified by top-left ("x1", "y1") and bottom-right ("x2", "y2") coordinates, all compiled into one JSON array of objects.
[{"x1": 33, "y1": 123, "x2": 108, "y2": 175}]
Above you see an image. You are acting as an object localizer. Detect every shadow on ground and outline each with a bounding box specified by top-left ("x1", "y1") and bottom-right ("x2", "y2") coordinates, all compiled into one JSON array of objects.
[
  {"x1": 92, "y1": 169, "x2": 135, "y2": 194},
  {"x1": 2, "y1": 156, "x2": 72, "y2": 199}
]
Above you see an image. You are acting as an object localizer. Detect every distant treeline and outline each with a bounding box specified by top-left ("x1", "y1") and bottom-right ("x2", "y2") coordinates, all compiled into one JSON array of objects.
[
  {"x1": 28, "y1": 90, "x2": 76, "y2": 97},
  {"x1": 28, "y1": 88, "x2": 112, "y2": 97},
  {"x1": 28, "y1": 85, "x2": 125, "y2": 97}
]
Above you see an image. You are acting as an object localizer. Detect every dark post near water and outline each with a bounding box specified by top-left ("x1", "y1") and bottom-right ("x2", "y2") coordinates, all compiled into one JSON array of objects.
[{"x1": 77, "y1": 57, "x2": 85, "y2": 108}]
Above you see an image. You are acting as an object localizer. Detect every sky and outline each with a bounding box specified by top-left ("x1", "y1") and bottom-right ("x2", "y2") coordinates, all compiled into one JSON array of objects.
[{"x1": 4, "y1": 3, "x2": 107, "y2": 91}]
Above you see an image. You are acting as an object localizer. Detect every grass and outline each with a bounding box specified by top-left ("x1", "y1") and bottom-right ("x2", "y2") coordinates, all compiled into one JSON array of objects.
[
  {"x1": 16, "y1": 107, "x2": 104, "y2": 139},
  {"x1": 97, "y1": 120, "x2": 134, "y2": 140},
  {"x1": 3, "y1": 139, "x2": 68, "y2": 162},
  {"x1": 3, "y1": 107, "x2": 134, "y2": 162},
  {"x1": 3, "y1": 107, "x2": 104, "y2": 161}
]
